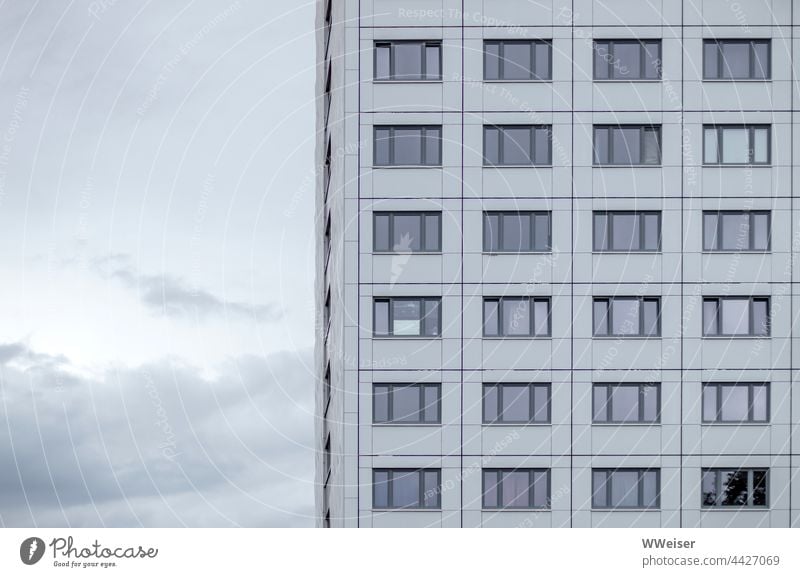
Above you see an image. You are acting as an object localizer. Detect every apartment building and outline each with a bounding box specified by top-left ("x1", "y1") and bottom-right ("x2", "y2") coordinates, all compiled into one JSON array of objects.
[{"x1": 315, "y1": 0, "x2": 800, "y2": 528}]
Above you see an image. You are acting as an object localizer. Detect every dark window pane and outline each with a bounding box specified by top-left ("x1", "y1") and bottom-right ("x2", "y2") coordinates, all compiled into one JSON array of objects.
[
  {"x1": 483, "y1": 386, "x2": 498, "y2": 421},
  {"x1": 643, "y1": 299, "x2": 659, "y2": 336},
  {"x1": 704, "y1": 127, "x2": 718, "y2": 163},
  {"x1": 533, "y1": 300, "x2": 549, "y2": 336},
  {"x1": 393, "y1": 300, "x2": 421, "y2": 336},
  {"x1": 393, "y1": 214, "x2": 422, "y2": 251},
  {"x1": 484, "y1": 300, "x2": 499, "y2": 336},
  {"x1": 594, "y1": 213, "x2": 608, "y2": 250},
  {"x1": 502, "y1": 127, "x2": 532, "y2": 164},
  {"x1": 374, "y1": 301, "x2": 389, "y2": 335},
  {"x1": 753, "y1": 127, "x2": 768, "y2": 163},
  {"x1": 612, "y1": 42, "x2": 640, "y2": 79},
  {"x1": 502, "y1": 213, "x2": 531, "y2": 251},
  {"x1": 642, "y1": 213, "x2": 659, "y2": 250},
  {"x1": 752, "y1": 213, "x2": 769, "y2": 250},
  {"x1": 643, "y1": 41, "x2": 660, "y2": 79},
  {"x1": 720, "y1": 384, "x2": 748, "y2": 421},
  {"x1": 503, "y1": 298, "x2": 530, "y2": 336},
  {"x1": 612, "y1": 127, "x2": 641, "y2": 164},
  {"x1": 393, "y1": 128, "x2": 422, "y2": 165},
  {"x1": 594, "y1": 127, "x2": 609, "y2": 164},
  {"x1": 393, "y1": 386, "x2": 421, "y2": 422},
  {"x1": 503, "y1": 42, "x2": 532, "y2": 80},
  {"x1": 610, "y1": 470, "x2": 639, "y2": 507},
  {"x1": 393, "y1": 43, "x2": 423, "y2": 80},
  {"x1": 703, "y1": 300, "x2": 718, "y2": 335},
  {"x1": 592, "y1": 471, "x2": 607, "y2": 507},
  {"x1": 375, "y1": 128, "x2": 391, "y2": 165},
  {"x1": 611, "y1": 298, "x2": 639, "y2": 335},
  {"x1": 425, "y1": 44, "x2": 440, "y2": 79},
  {"x1": 752, "y1": 385, "x2": 768, "y2": 422},
  {"x1": 501, "y1": 385, "x2": 530, "y2": 422},
  {"x1": 703, "y1": 213, "x2": 718, "y2": 250},
  {"x1": 423, "y1": 299, "x2": 440, "y2": 336},
  {"x1": 534, "y1": 43, "x2": 551, "y2": 79},
  {"x1": 643, "y1": 471, "x2": 659, "y2": 507},
  {"x1": 502, "y1": 471, "x2": 530, "y2": 507},
  {"x1": 752, "y1": 299, "x2": 768, "y2": 336},
  {"x1": 704, "y1": 42, "x2": 718, "y2": 78},
  {"x1": 721, "y1": 42, "x2": 750, "y2": 78},
  {"x1": 594, "y1": 299, "x2": 609, "y2": 335},
  {"x1": 702, "y1": 470, "x2": 717, "y2": 506},
  {"x1": 484, "y1": 213, "x2": 500, "y2": 251},
  {"x1": 392, "y1": 471, "x2": 420, "y2": 508},
  {"x1": 594, "y1": 42, "x2": 610, "y2": 79},
  {"x1": 485, "y1": 42, "x2": 500, "y2": 80},
  {"x1": 533, "y1": 386, "x2": 549, "y2": 422},
  {"x1": 593, "y1": 386, "x2": 608, "y2": 422},
  {"x1": 611, "y1": 386, "x2": 639, "y2": 422},
  {"x1": 373, "y1": 471, "x2": 390, "y2": 508},
  {"x1": 532, "y1": 471, "x2": 549, "y2": 507},
  {"x1": 424, "y1": 214, "x2": 440, "y2": 251},
  {"x1": 423, "y1": 471, "x2": 439, "y2": 507},
  {"x1": 721, "y1": 212, "x2": 749, "y2": 250},
  {"x1": 752, "y1": 470, "x2": 767, "y2": 506},
  {"x1": 534, "y1": 127, "x2": 551, "y2": 164},
  {"x1": 423, "y1": 386, "x2": 439, "y2": 422},
  {"x1": 534, "y1": 213, "x2": 550, "y2": 250},
  {"x1": 642, "y1": 385, "x2": 659, "y2": 421},
  {"x1": 374, "y1": 214, "x2": 390, "y2": 251},
  {"x1": 374, "y1": 386, "x2": 390, "y2": 422},
  {"x1": 703, "y1": 385, "x2": 717, "y2": 421},
  {"x1": 483, "y1": 470, "x2": 499, "y2": 507},
  {"x1": 642, "y1": 128, "x2": 660, "y2": 164},
  {"x1": 424, "y1": 128, "x2": 441, "y2": 165},
  {"x1": 375, "y1": 45, "x2": 391, "y2": 80},
  {"x1": 611, "y1": 213, "x2": 639, "y2": 251},
  {"x1": 720, "y1": 470, "x2": 748, "y2": 506},
  {"x1": 753, "y1": 42, "x2": 769, "y2": 79},
  {"x1": 484, "y1": 127, "x2": 500, "y2": 164}
]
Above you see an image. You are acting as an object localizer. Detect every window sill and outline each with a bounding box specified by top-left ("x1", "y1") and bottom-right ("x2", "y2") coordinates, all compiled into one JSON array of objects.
[
  {"x1": 592, "y1": 251, "x2": 661, "y2": 255},
  {"x1": 702, "y1": 335, "x2": 770, "y2": 340},
  {"x1": 701, "y1": 164, "x2": 771, "y2": 168},
  {"x1": 482, "y1": 336, "x2": 552, "y2": 340},
  {"x1": 700, "y1": 506, "x2": 769, "y2": 510},
  {"x1": 483, "y1": 164, "x2": 553, "y2": 169},
  {"x1": 373, "y1": 251, "x2": 442, "y2": 256},
  {"x1": 701, "y1": 250, "x2": 770, "y2": 254},
  {"x1": 592, "y1": 422, "x2": 661, "y2": 427},
  {"x1": 483, "y1": 251, "x2": 553, "y2": 256},
  {"x1": 591, "y1": 508, "x2": 660, "y2": 512},
  {"x1": 701, "y1": 421, "x2": 770, "y2": 426},
  {"x1": 482, "y1": 422, "x2": 552, "y2": 427},
  {"x1": 702, "y1": 78, "x2": 772, "y2": 83},
  {"x1": 593, "y1": 164, "x2": 662, "y2": 168},
  {"x1": 372, "y1": 165, "x2": 442, "y2": 169},
  {"x1": 593, "y1": 79, "x2": 662, "y2": 83},
  {"x1": 481, "y1": 508, "x2": 551, "y2": 512},
  {"x1": 373, "y1": 79, "x2": 443, "y2": 84},
  {"x1": 592, "y1": 336, "x2": 661, "y2": 340},
  {"x1": 373, "y1": 336, "x2": 442, "y2": 340},
  {"x1": 482, "y1": 79, "x2": 552, "y2": 84},
  {"x1": 372, "y1": 423, "x2": 442, "y2": 427},
  {"x1": 371, "y1": 508, "x2": 441, "y2": 513}
]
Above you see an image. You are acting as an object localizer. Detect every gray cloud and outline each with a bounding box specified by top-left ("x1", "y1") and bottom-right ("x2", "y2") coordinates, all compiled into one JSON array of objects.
[{"x1": 0, "y1": 343, "x2": 314, "y2": 527}]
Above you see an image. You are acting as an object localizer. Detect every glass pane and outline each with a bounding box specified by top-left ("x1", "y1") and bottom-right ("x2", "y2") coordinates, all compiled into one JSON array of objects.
[
  {"x1": 703, "y1": 385, "x2": 717, "y2": 421},
  {"x1": 704, "y1": 42, "x2": 719, "y2": 78},
  {"x1": 392, "y1": 471, "x2": 420, "y2": 508},
  {"x1": 594, "y1": 213, "x2": 608, "y2": 250},
  {"x1": 752, "y1": 299, "x2": 768, "y2": 336},
  {"x1": 501, "y1": 213, "x2": 531, "y2": 251},
  {"x1": 374, "y1": 128, "x2": 391, "y2": 165},
  {"x1": 393, "y1": 128, "x2": 422, "y2": 165},
  {"x1": 611, "y1": 298, "x2": 640, "y2": 335},
  {"x1": 721, "y1": 128, "x2": 748, "y2": 164},
  {"x1": 501, "y1": 385, "x2": 530, "y2": 422},
  {"x1": 612, "y1": 127, "x2": 641, "y2": 164},
  {"x1": 393, "y1": 214, "x2": 422, "y2": 252},
  {"x1": 503, "y1": 42, "x2": 532, "y2": 80},
  {"x1": 534, "y1": 300, "x2": 549, "y2": 336},
  {"x1": 374, "y1": 214, "x2": 390, "y2": 251},
  {"x1": 484, "y1": 127, "x2": 499, "y2": 164},
  {"x1": 502, "y1": 471, "x2": 530, "y2": 507},
  {"x1": 703, "y1": 300, "x2": 718, "y2": 335},
  {"x1": 642, "y1": 129, "x2": 660, "y2": 164},
  {"x1": 425, "y1": 44, "x2": 440, "y2": 79},
  {"x1": 424, "y1": 214, "x2": 440, "y2": 251},
  {"x1": 594, "y1": 300, "x2": 609, "y2": 335},
  {"x1": 611, "y1": 471, "x2": 639, "y2": 507},
  {"x1": 484, "y1": 300, "x2": 499, "y2": 336},
  {"x1": 611, "y1": 386, "x2": 639, "y2": 422},
  {"x1": 703, "y1": 213, "x2": 718, "y2": 250},
  {"x1": 424, "y1": 128, "x2": 441, "y2": 165},
  {"x1": 502, "y1": 127, "x2": 532, "y2": 164},
  {"x1": 423, "y1": 299, "x2": 440, "y2": 336},
  {"x1": 721, "y1": 212, "x2": 749, "y2": 250},
  {"x1": 375, "y1": 45, "x2": 391, "y2": 80},
  {"x1": 423, "y1": 386, "x2": 439, "y2": 422},
  {"x1": 534, "y1": 42, "x2": 551, "y2": 79},
  {"x1": 594, "y1": 42, "x2": 610, "y2": 79},
  {"x1": 533, "y1": 386, "x2": 549, "y2": 422},
  {"x1": 393, "y1": 43, "x2": 423, "y2": 80},
  {"x1": 720, "y1": 384, "x2": 748, "y2": 421},
  {"x1": 373, "y1": 471, "x2": 390, "y2": 508},
  {"x1": 642, "y1": 385, "x2": 659, "y2": 421},
  {"x1": 483, "y1": 471, "x2": 499, "y2": 507},
  {"x1": 752, "y1": 470, "x2": 767, "y2": 506},
  {"x1": 423, "y1": 471, "x2": 439, "y2": 507},
  {"x1": 753, "y1": 42, "x2": 769, "y2": 79},
  {"x1": 720, "y1": 470, "x2": 749, "y2": 506},
  {"x1": 484, "y1": 213, "x2": 500, "y2": 251},
  {"x1": 594, "y1": 127, "x2": 609, "y2": 164},
  {"x1": 752, "y1": 213, "x2": 769, "y2": 250},
  {"x1": 612, "y1": 42, "x2": 641, "y2": 79},
  {"x1": 503, "y1": 298, "x2": 530, "y2": 336},
  {"x1": 704, "y1": 128, "x2": 718, "y2": 163},
  {"x1": 643, "y1": 471, "x2": 659, "y2": 507},
  {"x1": 643, "y1": 41, "x2": 660, "y2": 79},
  {"x1": 721, "y1": 42, "x2": 750, "y2": 78},
  {"x1": 721, "y1": 298, "x2": 749, "y2": 335},
  {"x1": 643, "y1": 300, "x2": 659, "y2": 336},
  {"x1": 534, "y1": 127, "x2": 551, "y2": 164},
  {"x1": 752, "y1": 384, "x2": 768, "y2": 422},
  {"x1": 483, "y1": 386, "x2": 498, "y2": 422},
  {"x1": 611, "y1": 213, "x2": 639, "y2": 251},
  {"x1": 533, "y1": 213, "x2": 550, "y2": 250},
  {"x1": 592, "y1": 471, "x2": 608, "y2": 507},
  {"x1": 484, "y1": 43, "x2": 500, "y2": 80},
  {"x1": 643, "y1": 213, "x2": 660, "y2": 250},
  {"x1": 532, "y1": 471, "x2": 548, "y2": 507},
  {"x1": 374, "y1": 301, "x2": 389, "y2": 335},
  {"x1": 753, "y1": 127, "x2": 768, "y2": 163},
  {"x1": 374, "y1": 386, "x2": 390, "y2": 422},
  {"x1": 593, "y1": 386, "x2": 608, "y2": 422},
  {"x1": 393, "y1": 300, "x2": 421, "y2": 336},
  {"x1": 701, "y1": 470, "x2": 717, "y2": 506},
  {"x1": 393, "y1": 386, "x2": 421, "y2": 422}
]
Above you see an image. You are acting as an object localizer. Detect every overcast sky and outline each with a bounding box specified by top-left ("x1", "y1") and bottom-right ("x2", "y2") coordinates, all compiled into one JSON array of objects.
[{"x1": 0, "y1": 0, "x2": 317, "y2": 527}]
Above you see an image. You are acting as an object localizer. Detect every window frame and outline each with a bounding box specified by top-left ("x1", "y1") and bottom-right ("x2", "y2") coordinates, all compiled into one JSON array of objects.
[
  {"x1": 482, "y1": 468, "x2": 551, "y2": 510},
  {"x1": 372, "y1": 468, "x2": 442, "y2": 510},
  {"x1": 592, "y1": 39, "x2": 662, "y2": 80},
  {"x1": 701, "y1": 468, "x2": 769, "y2": 508},
  {"x1": 483, "y1": 124, "x2": 553, "y2": 166},
  {"x1": 373, "y1": 297, "x2": 442, "y2": 338},
  {"x1": 482, "y1": 296, "x2": 552, "y2": 338},
  {"x1": 593, "y1": 125, "x2": 662, "y2": 166},
  {"x1": 703, "y1": 39, "x2": 771, "y2": 80},
  {"x1": 373, "y1": 211, "x2": 442, "y2": 253},
  {"x1": 373, "y1": 383, "x2": 442, "y2": 424},
  {"x1": 703, "y1": 125, "x2": 771, "y2": 165},
  {"x1": 702, "y1": 296, "x2": 770, "y2": 337},
  {"x1": 374, "y1": 40, "x2": 443, "y2": 82},
  {"x1": 592, "y1": 296, "x2": 661, "y2": 337},
  {"x1": 593, "y1": 210, "x2": 662, "y2": 252},
  {"x1": 482, "y1": 211, "x2": 552, "y2": 253},
  {"x1": 483, "y1": 39, "x2": 553, "y2": 81},
  {"x1": 592, "y1": 468, "x2": 661, "y2": 510},
  {"x1": 482, "y1": 382, "x2": 552, "y2": 424},
  {"x1": 702, "y1": 210, "x2": 771, "y2": 252},
  {"x1": 702, "y1": 382, "x2": 770, "y2": 424},
  {"x1": 592, "y1": 383, "x2": 661, "y2": 424},
  {"x1": 373, "y1": 125, "x2": 442, "y2": 167}
]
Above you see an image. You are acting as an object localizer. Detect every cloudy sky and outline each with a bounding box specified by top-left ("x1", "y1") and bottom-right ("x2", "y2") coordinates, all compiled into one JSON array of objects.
[{"x1": 0, "y1": 0, "x2": 317, "y2": 527}]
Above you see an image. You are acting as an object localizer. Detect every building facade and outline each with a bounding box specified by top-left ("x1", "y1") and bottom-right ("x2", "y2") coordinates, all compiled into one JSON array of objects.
[{"x1": 315, "y1": 0, "x2": 800, "y2": 528}]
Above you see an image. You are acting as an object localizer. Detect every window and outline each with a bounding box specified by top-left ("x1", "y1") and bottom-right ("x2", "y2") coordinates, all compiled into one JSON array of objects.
[
  {"x1": 483, "y1": 383, "x2": 551, "y2": 424},
  {"x1": 323, "y1": 290, "x2": 331, "y2": 336},
  {"x1": 703, "y1": 383, "x2": 769, "y2": 423},
  {"x1": 702, "y1": 469, "x2": 768, "y2": 507},
  {"x1": 323, "y1": 139, "x2": 332, "y2": 200},
  {"x1": 593, "y1": 297, "x2": 661, "y2": 337},
  {"x1": 374, "y1": 212, "x2": 441, "y2": 253},
  {"x1": 373, "y1": 297, "x2": 441, "y2": 337},
  {"x1": 323, "y1": 363, "x2": 331, "y2": 414},
  {"x1": 323, "y1": 214, "x2": 332, "y2": 268},
  {"x1": 703, "y1": 297, "x2": 769, "y2": 336},
  {"x1": 593, "y1": 211, "x2": 660, "y2": 252},
  {"x1": 323, "y1": 510, "x2": 330, "y2": 528},
  {"x1": 374, "y1": 126, "x2": 442, "y2": 166},
  {"x1": 483, "y1": 297, "x2": 551, "y2": 337},
  {"x1": 373, "y1": 469, "x2": 441, "y2": 509},
  {"x1": 704, "y1": 40, "x2": 770, "y2": 80},
  {"x1": 373, "y1": 383, "x2": 441, "y2": 424},
  {"x1": 592, "y1": 469, "x2": 660, "y2": 509},
  {"x1": 593, "y1": 383, "x2": 660, "y2": 423},
  {"x1": 593, "y1": 125, "x2": 661, "y2": 165},
  {"x1": 484, "y1": 40, "x2": 552, "y2": 80},
  {"x1": 483, "y1": 469, "x2": 550, "y2": 509},
  {"x1": 593, "y1": 40, "x2": 661, "y2": 80},
  {"x1": 483, "y1": 211, "x2": 551, "y2": 252},
  {"x1": 323, "y1": 0, "x2": 332, "y2": 57},
  {"x1": 484, "y1": 125, "x2": 552, "y2": 166},
  {"x1": 375, "y1": 41, "x2": 441, "y2": 81},
  {"x1": 704, "y1": 125, "x2": 770, "y2": 165},
  {"x1": 324, "y1": 64, "x2": 332, "y2": 129},
  {"x1": 323, "y1": 435, "x2": 332, "y2": 485},
  {"x1": 703, "y1": 211, "x2": 770, "y2": 251}
]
